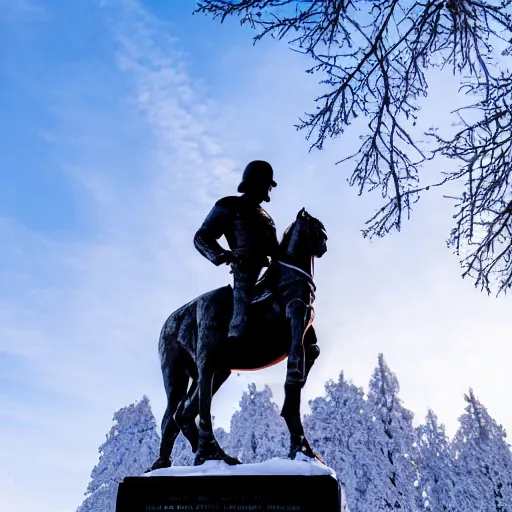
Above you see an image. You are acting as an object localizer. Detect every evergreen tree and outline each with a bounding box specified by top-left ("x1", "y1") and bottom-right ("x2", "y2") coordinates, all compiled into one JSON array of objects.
[
  {"x1": 362, "y1": 354, "x2": 419, "y2": 511},
  {"x1": 304, "y1": 371, "x2": 369, "y2": 512},
  {"x1": 228, "y1": 384, "x2": 288, "y2": 463},
  {"x1": 451, "y1": 389, "x2": 512, "y2": 512},
  {"x1": 77, "y1": 396, "x2": 160, "y2": 512},
  {"x1": 171, "y1": 432, "x2": 195, "y2": 467},
  {"x1": 213, "y1": 425, "x2": 230, "y2": 454},
  {"x1": 415, "y1": 409, "x2": 455, "y2": 511}
]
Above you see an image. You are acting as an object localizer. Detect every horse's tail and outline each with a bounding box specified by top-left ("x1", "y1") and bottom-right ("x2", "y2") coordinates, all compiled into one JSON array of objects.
[
  {"x1": 155, "y1": 302, "x2": 199, "y2": 460},
  {"x1": 158, "y1": 299, "x2": 197, "y2": 368}
]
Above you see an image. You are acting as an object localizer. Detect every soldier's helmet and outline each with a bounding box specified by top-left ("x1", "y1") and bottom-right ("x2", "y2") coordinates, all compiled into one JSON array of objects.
[{"x1": 237, "y1": 160, "x2": 277, "y2": 201}]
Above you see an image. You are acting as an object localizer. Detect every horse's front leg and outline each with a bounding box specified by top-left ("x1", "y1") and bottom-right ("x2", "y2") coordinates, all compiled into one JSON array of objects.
[
  {"x1": 195, "y1": 364, "x2": 215, "y2": 463},
  {"x1": 303, "y1": 325, "x2": 320, "y2": 382},
  {"x1": 285, "y1": 298, "x2": 313, "y2": 387},
  {"x1": 281, "y1": 299, "x2": 317, "y2": 460}
]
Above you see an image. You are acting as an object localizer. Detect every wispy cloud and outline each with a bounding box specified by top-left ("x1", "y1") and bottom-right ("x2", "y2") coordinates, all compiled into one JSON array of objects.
[
  {"x1": 3, "y1": 0, "x2": 320, "y2": 508},
  {"x1": 107, "y1": 0, "x2": 241, "y2": 208},
  {"x1": 1, "y1": 1, "x2": 250, "y2": 509}
]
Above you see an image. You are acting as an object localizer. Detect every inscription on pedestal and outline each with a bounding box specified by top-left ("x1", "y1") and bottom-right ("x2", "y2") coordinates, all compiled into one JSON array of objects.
[{"x1": 116, "y1": 475, "x2": 341, "y2": 512}]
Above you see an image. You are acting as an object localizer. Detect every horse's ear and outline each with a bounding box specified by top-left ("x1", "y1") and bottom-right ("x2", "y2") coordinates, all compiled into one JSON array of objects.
[{"x1": 297, "y1": 207, "x2": 306, "y2": 219}]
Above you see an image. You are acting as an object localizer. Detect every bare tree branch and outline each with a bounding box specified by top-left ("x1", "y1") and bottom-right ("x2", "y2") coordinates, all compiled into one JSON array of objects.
[{"x1": 195, "y1": 0, "x2": 512, "y2": 295}]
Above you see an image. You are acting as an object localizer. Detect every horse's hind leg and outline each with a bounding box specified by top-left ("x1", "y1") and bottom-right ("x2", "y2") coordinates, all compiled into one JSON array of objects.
[
  {"x1": 175, "y1": 369, "x2": 231, "y2": 453},
  {"x1": 149, "y1": 347, "x2": 189, "y2": 471},
  {"x1": 175, "y1": 380, "x2": 198, "y2": 452},
  {"x1": 194, "y1": 364, "x2": 240, "y2": 466}
]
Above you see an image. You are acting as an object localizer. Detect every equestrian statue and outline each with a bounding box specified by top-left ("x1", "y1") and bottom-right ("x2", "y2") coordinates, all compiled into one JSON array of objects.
[{"x1": 149, "y1": 160, "x2": 328, "y2": 470}]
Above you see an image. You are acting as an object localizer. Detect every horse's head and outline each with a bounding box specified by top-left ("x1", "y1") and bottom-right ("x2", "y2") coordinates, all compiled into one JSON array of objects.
[
  {"x1": 280, "y1": 208, "x2": 328, "y2": 260},
  {"x1": 296, "y1": 207, "x2": 328, "y2": 258}
]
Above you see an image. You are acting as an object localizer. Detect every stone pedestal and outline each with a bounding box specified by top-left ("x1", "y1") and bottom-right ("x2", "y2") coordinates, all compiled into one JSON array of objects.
[{"x1": 115, "y1": 459, "x2": 345, "y2": 512}]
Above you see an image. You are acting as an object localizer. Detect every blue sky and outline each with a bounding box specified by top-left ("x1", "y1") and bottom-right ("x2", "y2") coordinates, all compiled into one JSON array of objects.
[{"x1": 1, "y1": 1, "x2": 510, "y2": 511}]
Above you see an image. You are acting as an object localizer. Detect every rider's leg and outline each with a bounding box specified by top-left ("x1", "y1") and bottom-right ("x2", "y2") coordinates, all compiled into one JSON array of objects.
[{"x1": 228, "y1": 263, "x2": 261, "y2": 341}]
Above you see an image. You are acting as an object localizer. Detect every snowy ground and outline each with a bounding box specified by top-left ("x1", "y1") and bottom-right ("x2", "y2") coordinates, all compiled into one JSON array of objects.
[{"x1": 143, "y1": 457, "x2": 337, "y2": 479}]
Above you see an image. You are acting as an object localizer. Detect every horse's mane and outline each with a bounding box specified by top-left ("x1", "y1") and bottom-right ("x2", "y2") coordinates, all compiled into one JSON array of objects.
[{"x1": 279, "y1": 223, "x2": 295, "y2": 252}]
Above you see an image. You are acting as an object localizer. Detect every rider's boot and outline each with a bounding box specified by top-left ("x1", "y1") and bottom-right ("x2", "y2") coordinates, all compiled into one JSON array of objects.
[
  {"x1": 227, "y1": 283, "x2": 251, "y2": 343},
  {"x1": 228, "y1": 262, "x2": 260, "y2": 343},
  {"x1": 227, "y1": 316, "x2": 248, "y2": 343}
]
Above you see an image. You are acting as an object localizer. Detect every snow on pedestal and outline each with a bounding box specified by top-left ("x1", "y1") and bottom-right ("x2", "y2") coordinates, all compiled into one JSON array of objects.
[{"x1": 143, "y1": 457, "x2": 337, "y2": 479}]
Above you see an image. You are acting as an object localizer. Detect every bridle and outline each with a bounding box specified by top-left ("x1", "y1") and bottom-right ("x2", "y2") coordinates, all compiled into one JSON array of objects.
[{"x1": 277, "y1": 260, "x2": 313, "y2": 282}]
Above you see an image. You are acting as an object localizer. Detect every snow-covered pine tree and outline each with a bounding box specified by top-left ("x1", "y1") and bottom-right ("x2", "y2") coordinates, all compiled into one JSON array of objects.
[
  {"x1": 228, "y1": 383, "x2": 288, "y2": 463},
  {"x1": 213, "y1": 425, "x2": 230, "y2": 454},
  {"x1": 77, "y1": 395, "x2": 160, "y2": 512},
  {"x1": 171, "y1": 432, "x2": 195, "y2": 466},
  {"x1": 361, "y1": 354, "x2": 419, "y2": 512},
  {"x1": 415, "y1": 409, "x2": 455, "y2": 511},
  {"x1": 304, "y1": 371, "x2": 368, "y2": 512},
  {"x1": 451, "y1": 389, "x2": 512, "y2": 512}
]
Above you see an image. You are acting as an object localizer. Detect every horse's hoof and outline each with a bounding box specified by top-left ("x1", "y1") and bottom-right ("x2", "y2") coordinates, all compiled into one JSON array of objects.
[
  {"x1": 193, "y1": 448, "x2": 220, "y2": 466},
  {"x1": 223, "y1": 454, "x2": 242, "y2": 465},
  {"x1": 289, "y1": 449, "x2": 315, "y2": 461},
  {"x1": 289, "y1": 435, "x2": 321, "y2": 462},
  {"x1": 193, "y1": 454, "x2": 206, "y2": 466},
  {"x1": 148, "y1": 457, "x2": 172, "y2": 471},
  {"x1": 313, "y1": 451, "x2": 327, "y2": 466},
  {"x1": 294, "y1": 449, "x2": 327, "y2": 466},
  {"x1": 193, "y1": 450, "x2": 241, "y2": 466}
]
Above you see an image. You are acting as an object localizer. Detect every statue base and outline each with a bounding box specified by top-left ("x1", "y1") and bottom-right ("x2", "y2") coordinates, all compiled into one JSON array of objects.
[{"x1": 116, "y1": 458, "x2": 346, "y2": 512}]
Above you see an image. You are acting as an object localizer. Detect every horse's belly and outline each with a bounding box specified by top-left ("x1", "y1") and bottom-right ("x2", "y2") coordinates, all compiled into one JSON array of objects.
[
  {"x1": 231, "y1": 353, "x2": 288, "y2": 372},
  {"x1": 228, "y1": 315, "x2": 289, "y2": 371}
]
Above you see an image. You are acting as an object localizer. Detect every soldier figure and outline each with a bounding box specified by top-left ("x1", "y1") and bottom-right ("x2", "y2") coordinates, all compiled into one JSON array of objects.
[{"x1": 194, "y1": 160, "x2": 279, "y2": 342}]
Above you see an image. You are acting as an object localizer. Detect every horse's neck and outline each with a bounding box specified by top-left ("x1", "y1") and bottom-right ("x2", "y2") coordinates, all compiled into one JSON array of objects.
[
  {"x1": 277, "y1": 221, "x2": 315, "y2": 277},
  {"x1": 280, "y1": 244, "x2": 313, "y2": 277}
]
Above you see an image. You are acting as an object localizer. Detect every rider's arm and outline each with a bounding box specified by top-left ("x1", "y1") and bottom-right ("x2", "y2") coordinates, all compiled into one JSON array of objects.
[
  {"x1": 194, "y1": 199, "x2": 233, "y2": 266},
  {"x1": 265, "y1": 217, "x2": 280, "y2": 265},
  {"x1": 268, "y1": 227, "x2": 279, "y2": 261}
]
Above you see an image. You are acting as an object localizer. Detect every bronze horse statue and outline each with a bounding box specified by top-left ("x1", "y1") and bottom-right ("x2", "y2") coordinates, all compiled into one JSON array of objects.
[{"x1": 150, "y1": 208, "x2": 327, "y2": 470}]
